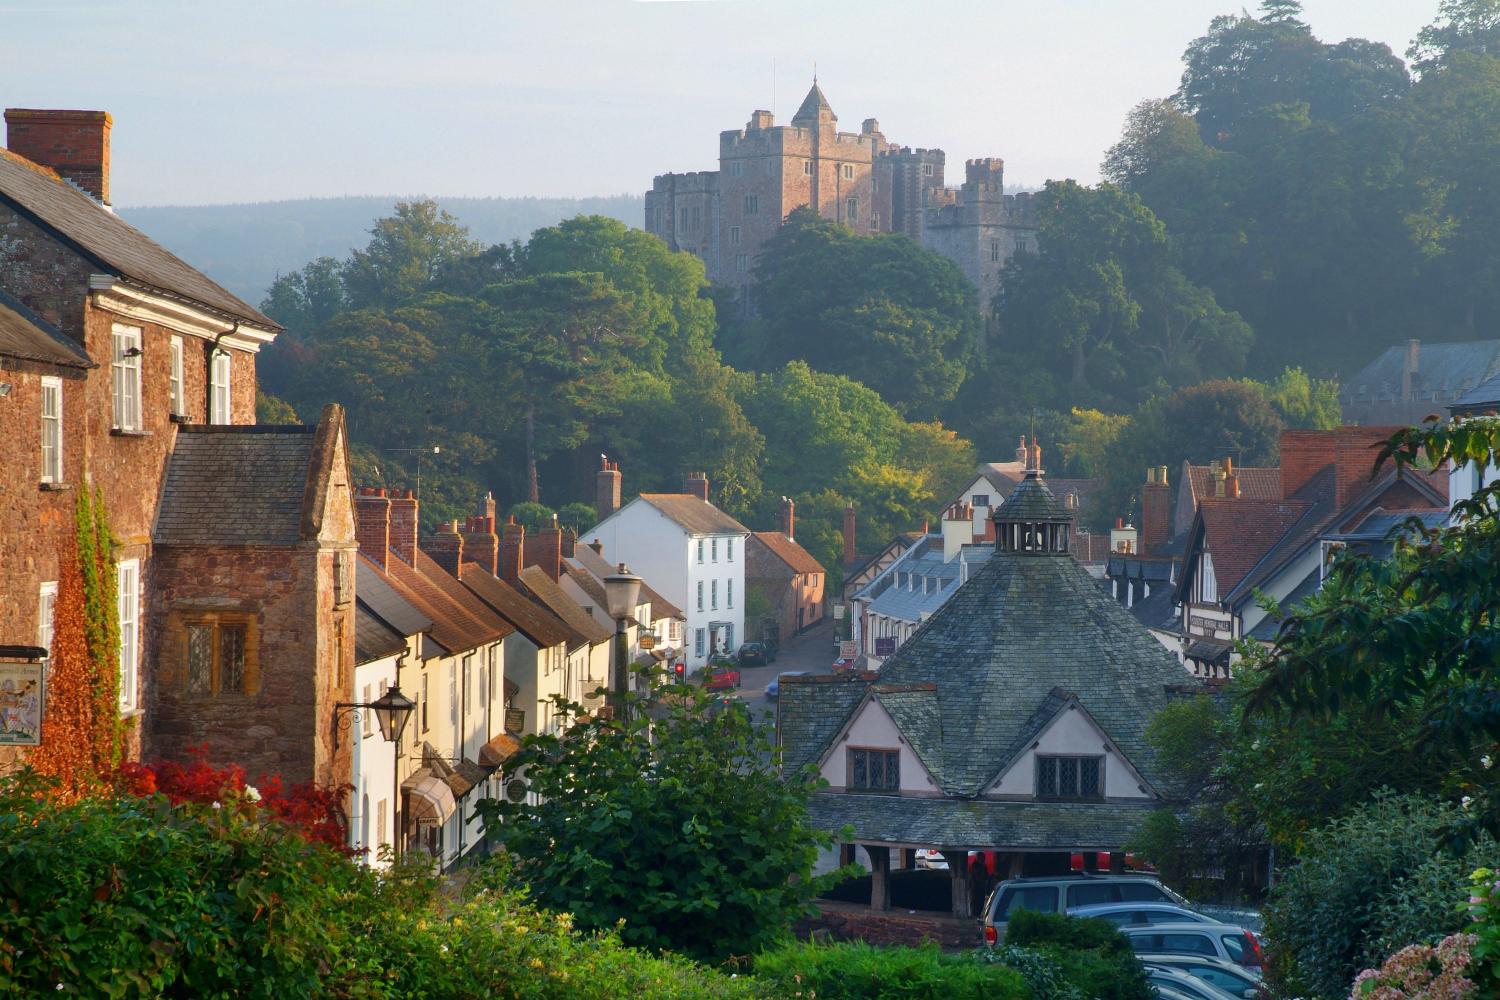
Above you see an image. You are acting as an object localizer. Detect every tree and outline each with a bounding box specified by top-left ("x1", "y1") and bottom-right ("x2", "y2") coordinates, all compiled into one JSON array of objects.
[
  {"x1": 1245, "y1": 417, "x2": 1500, "y2": 840},
  {"x1": 341, "y1": 201, "x2": 482, "y2": 310},
  {"x1": 1411, "y1": 0, "x2": 1500, "y2": 75},
  {"x1": 742, "y1": 208, "x2": 979, "y2": 419},
  {"x1": 476, "y1": 679, "x2": 847, "y2": 961},
  {"x1": 556, "y1": 501, "x2": 598, "y2": 536},
  {"x1": 255, "y1": 390, "x2": 300, "y2": 425}
]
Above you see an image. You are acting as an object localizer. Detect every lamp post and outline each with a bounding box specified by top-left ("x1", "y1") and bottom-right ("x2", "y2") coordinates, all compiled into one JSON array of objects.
[
  {"x1": 602, "y1": 563, "x2": 643, "y2": 719},
  {"x1": 335, "y1": 684, "x2": 416, "y2": 858}
]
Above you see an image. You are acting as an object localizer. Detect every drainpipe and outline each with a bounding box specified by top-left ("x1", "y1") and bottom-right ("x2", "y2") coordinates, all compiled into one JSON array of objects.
[{"x1": 205, "y1": 322, "x2": 239, "y2": 423}]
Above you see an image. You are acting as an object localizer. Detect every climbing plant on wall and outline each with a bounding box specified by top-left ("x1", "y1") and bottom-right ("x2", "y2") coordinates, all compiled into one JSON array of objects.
[{"x1": 27, "y1": 488, "x2": 122, "y2": 797}]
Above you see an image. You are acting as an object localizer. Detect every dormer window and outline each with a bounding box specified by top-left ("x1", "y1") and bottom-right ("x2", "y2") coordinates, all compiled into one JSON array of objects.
[
  {"x1": 849, "y1": 748, "x2": 899, "y2": 792},
  {"x1": 1036, "y1": 755, "x2": 1103, "y2": 800}
]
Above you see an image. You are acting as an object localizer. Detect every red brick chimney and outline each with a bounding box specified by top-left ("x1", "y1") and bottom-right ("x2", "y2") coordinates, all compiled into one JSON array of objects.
[
  {"x1": 684, "y1": 472, "x2": 709, "y2": 502},
  {"x1": 1140, "y1": 466, "x2": 1171, "y2": 556},
  {"x1": 842, "y1": 502, "x2": 856, "y2": 564},
  {"x1": 779, "y1": 496, "x2": 795, "y2": 540},
  {"x1": 1224, "y1": 457, "x2": 1240, "y2": 500},
  {"x1": 1280, "y1": 427, "x2": 1400, "y2": 508},
  {"x1": 596, "y1": 455, "x2": 622, "y2": 523},
  {"x1": 560, "y1": 526, "x2": 577, "y2": 559},
  {"x1": 500, "y1": 516, "x2": 524, "y2": 583},
  {"x1": 460, "y1": 514, "x2": 499, "y2": 576},
  {"x1": 5, "y1": 109, "x2": 112, "y2": 204},
  {"x1": 482, "y1": 491, "x2": 497, "y2": 522},
  {"x1": 355, "y1": 487, "x2": 392, "y2": 570},
  {"x1": 389, "y1": 489, "x2": 419, "y2": 566},
  {"x1": 427, "y1": 520, "x2": 464, "y2": 578},
  {"x1": 524, "y1": 516, "x2": 563, "y2": 581}
]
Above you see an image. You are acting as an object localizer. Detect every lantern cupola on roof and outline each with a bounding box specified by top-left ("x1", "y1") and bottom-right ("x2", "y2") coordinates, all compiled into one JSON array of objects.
[{"x1": 993, "y1": 437, "x2": 1073, "y2": 556}]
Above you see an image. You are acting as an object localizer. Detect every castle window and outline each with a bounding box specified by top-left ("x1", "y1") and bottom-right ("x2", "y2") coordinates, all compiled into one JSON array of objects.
[
  {"x1": 990, "y1": 240, "x2": 1001, "y2": 262},
  {"x1": 729, "y1": 160, "x2": 743, "y2": 177},
  {"x1": 870, "y1": 213, "x2": 880, "y2": 231},
  {"x1": 842, "y1": 164, "x2": 854, "y2": 180},
  {"x1": 922, "y1": 163, "x2": 935, "y2": 177},
  {"x1": 182, "y1": 613, "x2": 257, "y2": 696},
  {"x1": 849, "y1": 748, "x2": 900, "y2": 792},
  {"x1": 767, "y1": 159, "x2": 776, "y2": 176},
  {"x1": 691, "y1": 206, "x2": 701, "y2": 231},
  {"x1": 111, "y1": 324, "x2": 142, "y2": 432},
  {"x1": 729, "y1": 226, "x2": 740, "y2": 246},
  {"x1": 40, "y1": 377, "x2": 62, "y2": 484},
  {"x1": 846, "y1": 198, "x2": 857, "y2": 223},
  {"x1": 744, "y1": 194, "x2": 758, "y2": 215},
  {"x1": 736, "y1": 254, "x2": 747, "y2": 272},
  {"x1": 1036, "y1": 755, "x2": 1103, "y2": 800}
]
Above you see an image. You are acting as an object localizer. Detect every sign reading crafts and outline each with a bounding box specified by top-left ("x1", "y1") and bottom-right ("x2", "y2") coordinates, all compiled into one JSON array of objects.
[{"x1": 0, "y1": 646, "x2": 48, "y2": 747}]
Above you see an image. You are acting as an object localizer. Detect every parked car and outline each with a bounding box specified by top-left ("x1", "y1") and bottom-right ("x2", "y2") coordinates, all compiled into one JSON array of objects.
[
  {"x1": 914, "y1": 849, "x2": 948, "y2": 870},
  {"x1": 1145, "y1": 966, "x2": 1245, "y2": 1000},
  {"x1": 764, "y1": 671, "x2": 809, "y2": 701},
  {"x1": 982, "y1": 874, "x2": 1190, "y2": 944},
  {"x1": 1121, "y1": 923, "x2": 1265, "y2": 972},
  {"x1": 737, "y1": 642, "x2": 768, "y2": 667},
  {"x1": 703, "y1": 664, "x2": 740, "y2": 691},
  {"x1": 1068, "y1": 902, "x2": 1213, "y2": 927},
  {"x1": 1140, "y1": 955, "x2": 1262, "y2": 998},
  {"x1": 831, "y1": 657, "x2": 857, "y2": 673}
]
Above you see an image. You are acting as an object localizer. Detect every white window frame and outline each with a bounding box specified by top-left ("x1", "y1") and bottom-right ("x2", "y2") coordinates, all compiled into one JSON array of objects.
[
  {"x1": 695, "y1": 628, "x2": 705, "y2": 657},
  {"x1": 697, "y1": 581, "x2": 704, "y2": 612},
  {"x1": 842, "y1": 164, "x2": 854, "y2": 180},
  {"x1": 696, "y1": 539, "x2": 704, "y2": 564},
  {"x1": 727, "y1": 538, "x2": 734, "y2": 562},
  {"x1": 40, "y1": 376, "x2": 62, "y2": 483},
  {"x1": 210, "y1": 350, "x2": 232, "y2": 425},
  {"x1": 727, "y1": 579, "x2": 734, "y2": 609},
  {"x1": 169, "y1": 335, "x2": 185, "y2": 417},
  {"x1": 711, "y1": 579, "x2": 718, "y2": 610},
  {"x1": 111, "y1": 324, "x2": 142, "y2": 432},
  {"x1": 118, "y1": 559, "x2": 140, "y2": 711},
  {"x1": 38, "y1": 581, "x2": 58, "y2": 668},
  {"x1": 711, "y1": 538, "x2": 718, "y2": 562}
]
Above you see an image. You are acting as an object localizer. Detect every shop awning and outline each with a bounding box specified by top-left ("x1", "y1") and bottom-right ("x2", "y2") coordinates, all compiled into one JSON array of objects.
[
  {"x1": 402, "y1": 768, "x2": 457, "y2": 826},
  {"x1": 480, "y1": 732, "x2": 522, "y2": 769}
]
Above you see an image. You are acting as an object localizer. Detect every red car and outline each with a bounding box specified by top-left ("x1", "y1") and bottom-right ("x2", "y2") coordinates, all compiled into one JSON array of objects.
[
  {"x1": 832, "y1": 658, "x2": 857, "y2": 673},
  {"x1": 704, "y1": 664, "x2": 740, "y2": 690}
]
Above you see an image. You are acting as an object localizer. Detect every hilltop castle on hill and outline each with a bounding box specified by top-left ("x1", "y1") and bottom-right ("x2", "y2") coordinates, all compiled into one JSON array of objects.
[{"x1": 645, "y1": 80, "x2": 1039, "y2": 313}]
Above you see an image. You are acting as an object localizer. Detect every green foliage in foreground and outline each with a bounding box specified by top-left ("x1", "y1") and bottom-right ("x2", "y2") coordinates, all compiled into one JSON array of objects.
[
  {"x1": 752, "y1": 941, "x2": 1027, "y2": 1000},
  {"x1": 1004, "y1": 910, "x2": 1154, "y2": 1000},
  {"x1": 477, "y1": 678, "x2": 850, "y2": 963}
]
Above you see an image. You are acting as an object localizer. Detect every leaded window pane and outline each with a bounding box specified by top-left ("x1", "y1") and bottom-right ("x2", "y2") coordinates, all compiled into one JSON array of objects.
[
  {"x1": 221, "y1": 625, "x2": 246, "y2": 692},
  {"x1": 1059, "y1": 758, "x2": 1079, "y2": 797},
  {"x1": 852, "y1": 751, "x2": 868, "y2": 788},
  {"x1": 187, "y1": 624, "x2": 213, "y2": 694},
  {"x1": 881, "y1": 751, "x2": 899, "y2": 789},
  {"x1": 1080, "y1": 758, "x2": 1101, "y2": 798}
]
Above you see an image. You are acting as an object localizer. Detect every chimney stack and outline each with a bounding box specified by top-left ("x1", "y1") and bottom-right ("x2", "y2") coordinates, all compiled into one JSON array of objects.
[
  {"x1": 595, "y1": 455, "x2": 622, "y2": 524},
  {"x1": 560, "y1": 526, "x2": 577, "y2": 559},
  {"x1": 842, "y1": 502, "x2": 857, "y2": 564},
  {"x1": 500, "y1": 516, "x2": 525, "y2": 583},
  {"x1": 427, "y1": 520, "x2": 464, "y2": 578},
  {"x1": 1402, "y1": 338, "x2": 1421, "y2": 400},
  {"x1": 389, "y1": 489, "x2": 419, "y2": 566},
  {"x1": 460, "y1": 512, "x2": 499, "y2": 576},
  {"x1": 1026, "y1": 437, "x2": 1043, "y2": 473},
  {"x1": 482, "y1": 491, "x2": 497, "y2": 522},
  {"x1": 355, "y1": 486, "x2": 392, "y2": 571},
  {"x1": 524, "y1": 515, "x2": 563, "y2": 581},
  {"x1": 684, "y1": 471, "x2": 710, "y2": 502},
  {"x1": 1015, "y1": 435, "x2": 1027, "y2": 464},
  {"x1": 5, "y1": 109, "x2": 112, "y2": 204},
  {"x1": 1140, "y1": 465, "x2": 1171, "y2": 556},
  {"x1": 1224, "y1": 457, "x2": 1240, "y2": 500},
  {"x1": 779, "y1": 496, "x2": 795, "y2": 540}
]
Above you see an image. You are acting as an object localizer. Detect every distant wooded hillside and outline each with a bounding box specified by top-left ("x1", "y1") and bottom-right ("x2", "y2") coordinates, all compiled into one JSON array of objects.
[{"x1": 121, "y1": 194, "x2": 643, "y2": 306}]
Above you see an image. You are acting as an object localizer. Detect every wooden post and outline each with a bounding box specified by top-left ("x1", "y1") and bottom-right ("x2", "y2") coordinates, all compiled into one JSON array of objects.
[
  {"x1": 901, "y1": 847, "x2": 917, "y2": 869},
  {"x1": 945, "y1": 852, "x2": 972, "y2": 919},
  {"x1": 865, "y1": 845, "x2": 891, "y2": 912},
  {"x1": 1109, "y1": 851, "x2": 1126, "y2": 874},
  {"x1": 839, "y1": 843, "x2": 856, "y2": 867}
]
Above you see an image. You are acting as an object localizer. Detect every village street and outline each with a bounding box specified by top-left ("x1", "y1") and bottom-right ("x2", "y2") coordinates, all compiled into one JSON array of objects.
[{"x1": 731, "y1": 618, "x2": 837, "y2": 725}]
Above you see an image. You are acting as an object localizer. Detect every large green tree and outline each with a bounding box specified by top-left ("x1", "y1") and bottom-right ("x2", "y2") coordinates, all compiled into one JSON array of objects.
[
  {"x1": 738, "y1": 208, "x2": 979, "y2": 419},
  {"x1": 476, "y1": 681, "x2": 847, "y2": 962}
]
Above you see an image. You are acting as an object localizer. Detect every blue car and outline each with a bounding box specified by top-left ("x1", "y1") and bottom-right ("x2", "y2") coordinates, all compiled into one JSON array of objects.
[{"x1": 764, "y1": 671, "x2": 810, "y2": 700}]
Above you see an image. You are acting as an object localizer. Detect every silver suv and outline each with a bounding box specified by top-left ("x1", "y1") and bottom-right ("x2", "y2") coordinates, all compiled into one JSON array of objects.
[{"x1": 982, "y1": 873, "x2": 1190, "y2": 944}]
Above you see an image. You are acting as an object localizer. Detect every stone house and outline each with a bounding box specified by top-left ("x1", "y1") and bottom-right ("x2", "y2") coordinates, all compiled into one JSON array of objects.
[
  {"x1": 745, "y1": 497, "x2": 827, "y2": 644},
  {"x1": 779, "y1": 465, "x2": 1201, "y2": 918},
  {"x1": 0, "y1": 108, "x2": 369, "y2": 788},
  {"x1": 1340, "y1": 338, "x2": 1500, "y2": 428}
]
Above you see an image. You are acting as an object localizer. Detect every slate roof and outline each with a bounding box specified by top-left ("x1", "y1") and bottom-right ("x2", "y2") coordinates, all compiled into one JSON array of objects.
[
  {"x1": 0, "y1": 287, "x2": 92, "y2": 370},
  {"x1": 870, "y1": 685, "x2": 944, "y2": 779},
  {"x1": 356, "y1": 556, "x2": 433, "y2": 638},
  {"x1": 570, "y1": 544, "x2": 684, "y2": 619},
  {"x1": 860, "y1": 538, "x2": 992, "y2": 625},
  {"x1": 0, "y1": 148, "x2": 278, "y2": 329},
  {"x1": 519, "y1": 566, "x2": 611, "y2": 649},
  {"x1": 792, "y1": 82, "x2": 837, "y2": 125},
  {"x1": 1245, "y1": 568, "x2": 1320, "y2": 643},
  {"x1": 783, "y1": 496, "x2": 1199, "y2": 827},
  {"x1": 458, "y1": 563, "x2": 572, "y2": 650},
  {"x1": 154, "y1": 426, "x2": 317, "y2": 546},
  {"x1": 749, "y1": 531, "x2": 826, "y2": 577},
  {"x1": 636, "y1": 494, "x2": 749, "y2": 537},
  {"x1": 995, "y1": 473, "x2": 1072, "y2": 521},
  {"x1": 1342, "y1": 339, "x2": 1500, "y2": 423},
  {"x1": 354, "y1": 603, "x2": 406, "y2": 665},
  {"x1": 1452, "y1": 369, "x2": 1500, "y2": 413},
  {"x1": 805, "y1": 793, "x2": 1165, "y2": 850},
  {"x1": 975, "y1": 462, "x2": 1026, "y2": 494},
  {"x1": 1127, "y1": 586, "x2": 1180, "y2": 633}
]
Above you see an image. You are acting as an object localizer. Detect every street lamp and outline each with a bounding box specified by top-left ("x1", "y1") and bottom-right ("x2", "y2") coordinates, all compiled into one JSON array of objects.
[
  {"x1": 336, "y1": 683, "x2": 416, "y2": 860},
  {"x1": 603, "y1": 563, "x2": 643, "y2": 717}
]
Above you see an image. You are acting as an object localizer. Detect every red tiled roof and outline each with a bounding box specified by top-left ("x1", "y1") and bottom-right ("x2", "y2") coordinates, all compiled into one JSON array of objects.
[
  {"x1": 457, "y1": 563, "x2": 572, "y2": 650},
  {"x1": 749, "y1": 531, "x2": 826, "y2": 576},
  {"x1": 381, "y1": 550, "x2": 507, "y2": 654},
  {"x1": 1197, "y1": 498, "x2": 1315, "y2": 596},
  {"x1": 1186, "y1": 464, "x2": 1283, "y2": 504}
]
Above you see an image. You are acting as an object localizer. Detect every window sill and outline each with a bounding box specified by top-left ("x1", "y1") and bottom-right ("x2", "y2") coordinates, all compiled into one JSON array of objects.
[
  {"x1": 120, "y1": 707, "x2": 144, "y2": 720},
  {"x1": 169, "y1": 413, "x2": 191, "y2": 424},
  {"x1": 109, "y1": 429, "x2": 152, "y2": 438},
  {"x1": 39, "y1": 482, "x2": 70, "y2": 492}
]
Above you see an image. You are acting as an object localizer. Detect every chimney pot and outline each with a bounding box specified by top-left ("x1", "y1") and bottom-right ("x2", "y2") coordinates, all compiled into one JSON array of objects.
[
  {"x1": 596, "y1": 455, "x2": 622, "y2": 523},
  {"x1": 684, "y1": 472, "x2": 710, "y2": 502}
]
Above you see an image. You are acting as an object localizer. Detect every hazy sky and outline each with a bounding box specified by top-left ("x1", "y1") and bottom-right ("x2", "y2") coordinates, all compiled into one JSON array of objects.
[{"x1": 2, "y1": 0, "x2": 1437, "y2": 207}]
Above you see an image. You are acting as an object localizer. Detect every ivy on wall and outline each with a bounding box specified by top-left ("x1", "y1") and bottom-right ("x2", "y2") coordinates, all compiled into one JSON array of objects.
[{"x1": 28, "y1": 488, "x2": 123, "y2": 797}]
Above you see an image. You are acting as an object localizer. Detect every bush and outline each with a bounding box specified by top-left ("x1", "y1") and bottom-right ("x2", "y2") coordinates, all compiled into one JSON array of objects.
[
  {"x1": 1004, "y1": 910, "x2": 1152, "y2": 1000},
  {"x1": 1350, "y1": 933, "x2": 1479, "y2": 999},
  {"x1": 1263, "y1": 794, "x2": 1497, "y2": 1000},
  {"x1": 753, "y1": 941, "x2": 1027, "y2": 1000},
  {"x1": 975, "y1": 943, "x2": 1088, "y2": 1000}
]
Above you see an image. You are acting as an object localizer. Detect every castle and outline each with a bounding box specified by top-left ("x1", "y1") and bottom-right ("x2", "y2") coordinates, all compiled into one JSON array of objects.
[{"x1": 645, "y1": 81, "x2": 1038, "y2": 313}]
